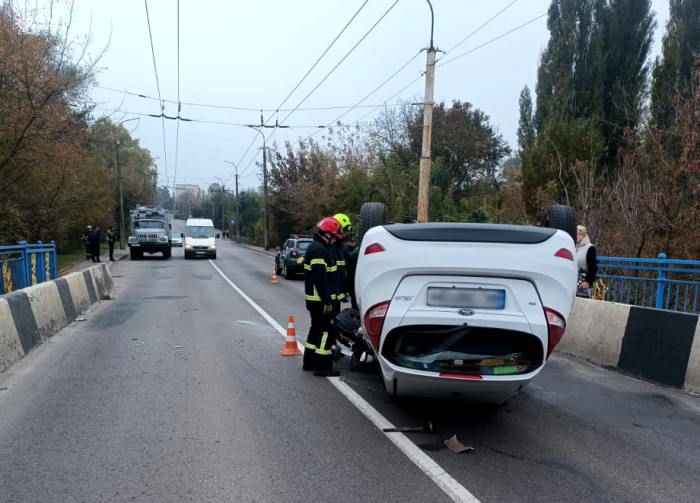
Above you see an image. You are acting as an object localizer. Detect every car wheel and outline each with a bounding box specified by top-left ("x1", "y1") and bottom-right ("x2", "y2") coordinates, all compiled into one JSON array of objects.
[
  {"x1": 283, "y1": 263, "x2": 293, "y2": 280},
  {"x1": 212, "y1": 253, "x2": 217, "y2": 260},
  {"x1": 542, "y1": 205, "x2": 577, "y2": 243},
  {"x1": 129, "y1": 250, "x2": 137, "y2": 261},
  {"x1": 275, "y1": 259, "x2": 282, "y2": 275},
  {"x1": 359, "y1": 202, "x2": 386, "y2": 244}
]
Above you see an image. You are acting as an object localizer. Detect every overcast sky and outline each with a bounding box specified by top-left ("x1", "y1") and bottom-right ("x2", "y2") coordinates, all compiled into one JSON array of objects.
[{"x1": 58, "y1": 0, "x2": 670, "y2": 193}]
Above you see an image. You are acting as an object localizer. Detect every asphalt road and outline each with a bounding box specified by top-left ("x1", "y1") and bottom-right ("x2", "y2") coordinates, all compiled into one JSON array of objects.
[{"x1": 1, "y1": 231, "x2": 699, "y2": 503}]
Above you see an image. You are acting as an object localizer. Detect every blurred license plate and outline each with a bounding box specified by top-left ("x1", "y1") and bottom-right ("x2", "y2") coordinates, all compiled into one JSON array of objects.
[{"x1": 427, "y1": 288, "x2": 505, "y2": 309}]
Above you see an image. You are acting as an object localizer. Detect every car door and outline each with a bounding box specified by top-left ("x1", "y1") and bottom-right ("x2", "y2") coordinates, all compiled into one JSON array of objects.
[{"x1": 281, "y1": 240, "x2": 291, "y2": 263}]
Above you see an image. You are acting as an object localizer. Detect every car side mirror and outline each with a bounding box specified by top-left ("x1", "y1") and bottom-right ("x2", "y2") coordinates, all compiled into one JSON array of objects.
[{"x1": 180, "y1": 233, "x2": 184, "y2": 238}]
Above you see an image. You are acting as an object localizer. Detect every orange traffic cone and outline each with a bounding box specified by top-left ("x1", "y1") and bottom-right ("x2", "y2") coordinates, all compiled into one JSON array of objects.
[
  {"x1": 271, "y1": 268, "x2": 278, "y2": 284},
  {"x1": 281, "y1": 315, "x2": 303, "y2": 356}
]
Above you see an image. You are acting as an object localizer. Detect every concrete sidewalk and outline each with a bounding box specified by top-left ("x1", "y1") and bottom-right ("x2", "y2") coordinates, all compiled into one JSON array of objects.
[{"x1": 59, "y1": 248, "x2": 129, "y2": 276}]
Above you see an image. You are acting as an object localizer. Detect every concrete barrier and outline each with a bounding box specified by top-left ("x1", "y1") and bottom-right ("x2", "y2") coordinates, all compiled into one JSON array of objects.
[
  {"x1": 557, "y1": 298, "x2": 700, "y2": 392},
  {"x1": 0, "y1": 263, "x2": 113, "y2": 373},
  {"x1": 0, "y1": 298, "x2": 23, "y2": 372}
]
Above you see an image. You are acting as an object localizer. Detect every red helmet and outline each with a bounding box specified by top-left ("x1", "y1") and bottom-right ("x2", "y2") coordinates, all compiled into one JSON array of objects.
[{"x1": 317, "y1": 217, "x2": 342, "y2": 235}]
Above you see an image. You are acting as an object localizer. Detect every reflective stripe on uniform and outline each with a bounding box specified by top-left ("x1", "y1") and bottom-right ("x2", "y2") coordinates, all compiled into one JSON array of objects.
[
  {"x1": 304, "y1": 342, "x2": 317, "y2": 350},
  {"x1": 336, "y1": 260, "x2": 346, "y2": 266},
  {"x1": 309, "y1": 258, "x2": 327, "y2": 268},
  {"x1": 328, "y1": 265, "x2": 337, "y2": 272},
  {"x1": 306, "y1": 285, "x2": 322, "y2": 302},
  {"x1": 337, "y1": 293, "x2": 345, "y2": 300},
  {"x1": 315, "y1": 332, "x2": 332, "y2": 355},
  {"x1": 331, "y1": 294, "x2": 337, "y2": 300}
]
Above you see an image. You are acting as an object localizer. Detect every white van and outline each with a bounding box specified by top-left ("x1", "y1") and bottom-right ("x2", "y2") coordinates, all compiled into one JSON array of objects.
[{"x1": 182, "y1": 218, "x2": 217, "y2": 259}]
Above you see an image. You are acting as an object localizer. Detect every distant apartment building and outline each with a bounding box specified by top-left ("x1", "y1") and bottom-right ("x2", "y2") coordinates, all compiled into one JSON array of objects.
[{"x1": 174, "y1": 184, "x2": 202, "y2": 200}]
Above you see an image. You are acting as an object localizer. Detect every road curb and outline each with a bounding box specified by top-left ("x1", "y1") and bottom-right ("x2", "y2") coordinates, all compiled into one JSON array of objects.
[{"x1": 230, "y1": 242, "x2": 276, "y2": 258}]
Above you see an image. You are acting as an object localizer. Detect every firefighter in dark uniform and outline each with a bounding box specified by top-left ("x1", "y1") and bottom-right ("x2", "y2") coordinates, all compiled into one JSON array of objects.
[
  {"x1": 303, "y1": 216, "x2": 342, "y2": 377},
  {"x1": 89, "y1": 225, "x2": 102, "y2": 262},
  {"x1": 332, "y1": 213, "x2": 353, "y2": 312},
  {"x1": 107, "y1": 226, "x2": 117, "y2": 261}
]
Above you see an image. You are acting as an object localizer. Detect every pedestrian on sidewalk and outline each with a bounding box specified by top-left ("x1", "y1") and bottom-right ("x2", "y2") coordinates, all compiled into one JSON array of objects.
[
  {"x1": 89, "y1": 225, "x2": 102, "y2": 263},
  {"x1": 82, "y1": 226, "x2": 92, "y2": 260},
  {"x1": 576, "y1": 225, "x2": 597, "y2": 298},
  {"x1": 107, "y1": 225, "x2": 116, "y2": 262}
]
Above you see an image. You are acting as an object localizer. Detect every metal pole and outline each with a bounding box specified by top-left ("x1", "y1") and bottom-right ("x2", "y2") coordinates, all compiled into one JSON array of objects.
[
  {"x1": 235, "y1": 173, "x2": 240, "y2": 238},
  {"x1": 117, "y1": 141, "x2": 126, "y2": 250},
  {"x1": 263, "y1": 142, "x2": 269, "y2": 250},
  {"x1": 417, "y1": 0, "x2": 436, "y2": 223}
]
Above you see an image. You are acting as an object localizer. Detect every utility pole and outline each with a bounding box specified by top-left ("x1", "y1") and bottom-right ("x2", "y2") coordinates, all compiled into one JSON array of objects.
[
  {"x1": 116, "y1": 140, "x2": 126, "y2": 250},
  {"x1": 235, "y1": 172, "x2": 239, "y2": 238},
  {"x1": 214, "y1": 176, "x2": 226, "y2": 237},
  {"x1": 245, "y1": 113, "x2": 288, "y2": 250},
  {"x1": 224, "y1": 160, "x2": 240, "y2": 239},
  {"x1": 417, "y1": 0, "x2": 437, "y2": 223}
]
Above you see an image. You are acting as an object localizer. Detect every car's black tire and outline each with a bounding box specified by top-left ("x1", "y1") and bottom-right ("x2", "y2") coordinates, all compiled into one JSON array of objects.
[
  {"x1": 359, "y1": 202, "x2": 386, "y2": 244},
  {"x1": 129, "y1": 250, "x2": 136, "y2": 261},
  {"x1": 211, "y1": 253, "x2": 217, "y2": 260},
  {"x1": 542, "y1": 205, "x2": 577, "y2": 243},
  {"x1": 283, "y1": 263, "x2": 293, "y2": 280},
  {"x1": 163, "y1": 247, "x2": 171, "y2": 259},
  {"x1": 275, "y1": 259, "x2": 282, "y2": 275}
]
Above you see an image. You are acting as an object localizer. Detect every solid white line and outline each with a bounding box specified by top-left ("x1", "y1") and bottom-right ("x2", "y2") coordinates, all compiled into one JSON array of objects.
[{"x1": 208, "y1": 260, "x2": 481, "y2": 503}]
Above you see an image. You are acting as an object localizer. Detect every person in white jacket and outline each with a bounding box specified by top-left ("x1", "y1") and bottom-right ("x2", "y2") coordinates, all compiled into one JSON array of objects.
[{"x1": 575, "y1": 225, "x2": 598, "y2": 298}]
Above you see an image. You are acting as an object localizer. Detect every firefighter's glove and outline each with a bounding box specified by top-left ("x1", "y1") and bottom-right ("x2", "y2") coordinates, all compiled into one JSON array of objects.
[{"x1": 323, "y1": 303, "x2": 334, "y2": 317}]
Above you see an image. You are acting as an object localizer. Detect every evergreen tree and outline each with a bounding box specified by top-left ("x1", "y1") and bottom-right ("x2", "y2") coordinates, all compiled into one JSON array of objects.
[
  {"x1": 601, "y1": 0, "x2": 656, "y2": 166},
  {"x1": 517, "y1": 86, "x2": 536, "y2": 151},
  {"x1": 651, "y1": 0, "x2": 700, "y2": 128}
]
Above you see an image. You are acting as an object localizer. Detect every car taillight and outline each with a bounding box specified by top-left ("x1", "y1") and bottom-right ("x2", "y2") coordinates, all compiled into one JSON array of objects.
[
  {"x1": 544, "y1": 308, "x2": 566, "y2": 359},
  {"x1": 364, "y1": 301, "x2": 390, "y2": 352},
  {"x1": 364, "y1": 243, "x2": 385, "y2": 255},
  {"x1": 554, "y1": 248, "x2": 574, "y2": 261},
  {"x1": 290, "y1": 249, "x2": 298, "y2": 257}
]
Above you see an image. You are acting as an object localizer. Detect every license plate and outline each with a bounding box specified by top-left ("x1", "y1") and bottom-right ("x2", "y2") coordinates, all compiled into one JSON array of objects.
[
  {"x1": 427, "y1": 287, "x2": 505, "y2": 309},
  {"x1": 130, "y1": 243, "x2": 140, "y2": 247}
]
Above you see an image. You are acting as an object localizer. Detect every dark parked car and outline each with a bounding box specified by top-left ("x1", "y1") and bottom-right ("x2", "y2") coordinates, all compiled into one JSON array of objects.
[{"x1": 275, "y1": 235, "x2": 313, "y2": 279}]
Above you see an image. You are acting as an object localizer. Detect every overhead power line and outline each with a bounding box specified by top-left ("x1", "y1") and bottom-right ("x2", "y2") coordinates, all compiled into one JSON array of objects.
[
  {"x1": 227, "y1": 1, "x2": 371, "y2": 186},
  {"x1": 90, "y1": 108, "x2": 328, "y2": 128},
  {"x1": 144, "y1": 0, "x2": 169, "y2": 183},
  {"x1": 270, "y1": 0, "x2": 370, "y2": 118},
  {"x1": 437, "y1": 13, "x2": 547, "y2": 68},
  {"x1": 443, "y1": 0, "x2": 520, "y2": 55},
  {"x1": 95, "y1": 85, "x2": 412, "y2": 112},
  {"x1": 292, "y1": 10, "x2": 547, "y2": 145},
  {"x1": 276, "y1": 0, "x2": 401, "y2": 129}
]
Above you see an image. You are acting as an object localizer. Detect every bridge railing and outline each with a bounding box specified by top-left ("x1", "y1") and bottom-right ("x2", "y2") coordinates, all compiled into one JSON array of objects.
[
  {"x1": 596, "y1": 254, "x2": 700, "y2": 314},
  {"x1": 0, "y1": 241, "x2": 57, "y2": 295}
]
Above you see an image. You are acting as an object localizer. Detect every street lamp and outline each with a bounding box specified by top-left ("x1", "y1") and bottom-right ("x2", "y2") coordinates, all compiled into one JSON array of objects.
[{"x1": 213, "y1": 176, "x2": 227, "y2": 236}]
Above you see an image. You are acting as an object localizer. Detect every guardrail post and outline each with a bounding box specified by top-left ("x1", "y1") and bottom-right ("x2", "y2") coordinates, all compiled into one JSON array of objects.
[
  {"x1": 36, "y1": 240, "x2": 44, "y2": 282},
  {"x1": 50, "y1": 241, "x2": 57, "y2": 279},
  {"x1": 19, "y1": 241, "x2": 29, "y2": 289},
  {"x1": 655, "y1": 253, "x2": 667, "y2": 309}
]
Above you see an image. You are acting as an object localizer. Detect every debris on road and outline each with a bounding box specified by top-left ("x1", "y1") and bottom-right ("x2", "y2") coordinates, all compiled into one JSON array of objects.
[
  {"x1": 0, "y1": 387, "x2": 8, "y2": 391},
  {"x1": 76, "y1": 316, "x2": 86, "y2": 321},
  {"x1": 383, "y1": 421, "x2": 434, "y2": 433},
  {"x1": 174, "y1": 345, "x2": 183, "y2": 349},
  {"x1": 444, "y1": 435, "x2": 474, "y2": 453},
  {"x1": 131, "y1": 338, "x2": 138, "y2": 341}
]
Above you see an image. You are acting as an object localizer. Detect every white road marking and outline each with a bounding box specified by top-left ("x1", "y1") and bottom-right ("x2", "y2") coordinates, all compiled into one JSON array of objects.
[{"x1": 209, "y1": 260, "x2": 481, "y2": 503}]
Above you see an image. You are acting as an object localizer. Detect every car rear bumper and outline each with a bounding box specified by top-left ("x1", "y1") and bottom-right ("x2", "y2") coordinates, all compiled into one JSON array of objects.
[{"x1": 376, "y1": 357, "x2": 542, "y2": 404}]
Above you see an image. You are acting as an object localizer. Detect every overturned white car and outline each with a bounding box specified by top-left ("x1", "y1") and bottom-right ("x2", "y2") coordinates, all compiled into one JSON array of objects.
[{"x1": 346, "y1": 203, "x2": 578, "y2": 404}]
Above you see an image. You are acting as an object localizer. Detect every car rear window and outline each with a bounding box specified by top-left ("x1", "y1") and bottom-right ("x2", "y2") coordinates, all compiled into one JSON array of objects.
[
  {"x1": 382, "y1": 325, "x2": 544, "y2": 376},
  {"x1": 296, "y1": 241, "x2": 312, "y2": 250}
]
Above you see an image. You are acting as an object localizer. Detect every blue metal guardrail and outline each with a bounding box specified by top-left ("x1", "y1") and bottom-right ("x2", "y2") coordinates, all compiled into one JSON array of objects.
[
  {"x1": 0, "y1": 241, "x2": 58, "y2": 295},
  {"x1": 597, "y1": 254, "x2": 700, "y2": 314}
]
